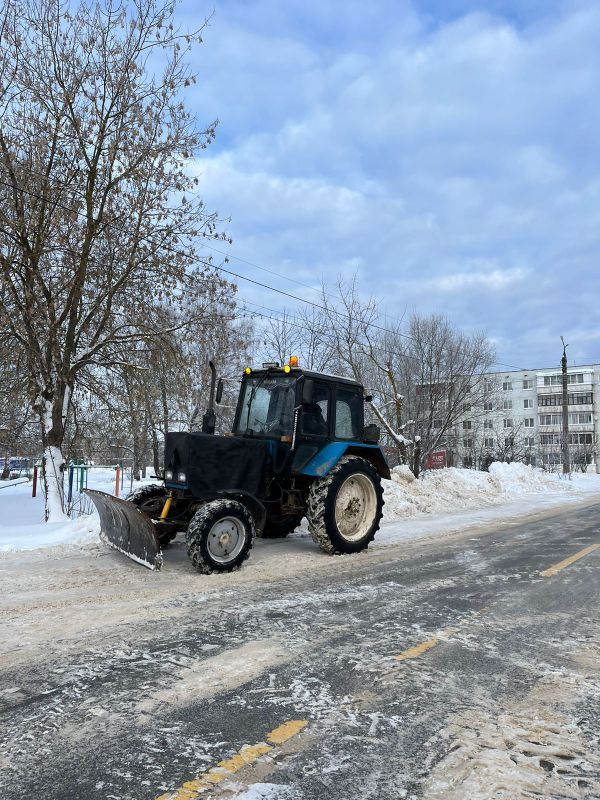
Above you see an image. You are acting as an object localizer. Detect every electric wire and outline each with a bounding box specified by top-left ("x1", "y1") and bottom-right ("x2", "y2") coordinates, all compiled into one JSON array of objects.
[{"x1": 0, "y1": 172, "x2": 525, "y2": 371}]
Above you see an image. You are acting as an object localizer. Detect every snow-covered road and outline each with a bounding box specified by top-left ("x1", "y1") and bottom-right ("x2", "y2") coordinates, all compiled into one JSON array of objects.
[{"x1": 0, "y1": 497, "x2": 599, "y2": 800}]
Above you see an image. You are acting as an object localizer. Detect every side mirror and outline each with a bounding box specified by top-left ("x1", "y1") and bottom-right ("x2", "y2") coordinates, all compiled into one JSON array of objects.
[
  {"x1": 301, "y1": 378, "x2": 314, "y2": 405},
  {"x1": 216, "y1": 378, "x2": 224, "y2": 404}
]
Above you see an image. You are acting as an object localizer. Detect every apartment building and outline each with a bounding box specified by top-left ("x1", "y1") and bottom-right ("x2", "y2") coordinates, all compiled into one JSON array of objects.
[{"x1": 455, "y1": 364, "x2": 600, "y2": 472}]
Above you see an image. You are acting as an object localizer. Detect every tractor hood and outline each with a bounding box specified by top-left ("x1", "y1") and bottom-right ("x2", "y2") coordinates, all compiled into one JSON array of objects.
[{"x1": 164, "y1": 431, "x2": 273, "y2": 498}]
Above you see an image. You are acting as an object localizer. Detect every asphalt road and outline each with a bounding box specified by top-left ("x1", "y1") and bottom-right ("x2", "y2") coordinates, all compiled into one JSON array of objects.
[{"x1": 1, "y1": 504, "x2": 599, "y2": 800}]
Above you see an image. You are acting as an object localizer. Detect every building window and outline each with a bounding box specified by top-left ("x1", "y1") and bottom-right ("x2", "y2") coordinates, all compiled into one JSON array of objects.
[
  {"x1": 539, "y1": 414, "x2": 561, "y2": 426},
  {"x1": 539, "y1": 392, "x2": 593, "y2": 407},
  {"x1": 569, "y1": 392, "x2": 593, "y2": 405},
  {"x1": 568, "y1": 433, "x2": 594, "y2": 444},
  {"x1": 463, "y1": 438, "x2": 473, "y2": 448},
  {"x1": 433, "y1": 419, "x2": 443, "y2": 429},
  {"x1": 503, "y1": 418, "x2": 513, "y2": 428},
  {"x1": 523, "y1": 398, "x2": 533, "y2": 409},
  {"x1": 505, "y1": 436, "x2": 514, "y2": 447},
  {"x1": 538, "y1": 395, "x2": 560, "y2": 407},
  {"x1": 484, "y1": 437, "x2": 494, "y2": 448},
  {"x1": 484, "y1": 420, "x2": 493, "y2": 429},
  {"x1": 484, "y1": 401, "x2": 493, "y2": 411},
  {"x1": 543, "y1": 373, "x2": 585, "y2": 386},
  {"x1": 462, "y1": 403, "x2": 472, "y2": 412},
  {"x1": 540, "y1": 433, "x2": 560, "y2": 445},
  {"x1": 462, "y1": 420, "x2": 472, "y2": 430},
  {"x1": 524, "y1": 418, "x2": 534, "y2": 428},
  {"x1": 503, "y1": 381, "x2": 513, "y2": 391},
  {"x1": 542, "y1": 453, "x2": 562, "y2": 466},
  {"x1": 569, "y1": 412, "x2": 592, "y2": 425},
  {"x1": 523, "y1": 379, "x2": 533, "y2": 389},
  {"x1": 503, "y1": 400, "x2": 513, "y2": 410},
  {"x1": 525, "y1": 437, "x2": 535, "y2": 447},
  {"x1": 484, "y1": 380, "x2": 494, "y2": 393}
]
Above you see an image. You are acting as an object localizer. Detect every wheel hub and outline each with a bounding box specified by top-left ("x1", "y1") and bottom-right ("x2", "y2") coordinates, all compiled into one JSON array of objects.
[
  {"x1": 334, "y1": 474, "x2": 377, "y2": 541},
  {"x1": 207, "y1": 516, "x2": 245, "y2": 562}
]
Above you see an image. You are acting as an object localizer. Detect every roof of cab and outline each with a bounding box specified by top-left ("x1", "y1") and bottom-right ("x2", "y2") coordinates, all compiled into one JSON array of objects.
[{"x1": 248, "y1": 367, "x2": 363, "y2": 389}]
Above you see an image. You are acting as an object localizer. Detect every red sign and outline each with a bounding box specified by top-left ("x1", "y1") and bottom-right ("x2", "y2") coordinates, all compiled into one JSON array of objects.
[{"x1": 425, "y1": 450, "x2": 446, "y2": 470}]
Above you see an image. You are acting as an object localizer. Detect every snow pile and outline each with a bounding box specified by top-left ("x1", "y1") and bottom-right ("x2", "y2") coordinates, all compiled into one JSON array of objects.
[
  {"x1": 382, "y1": 461, "x2": 578, "y2": 520},
  {"x1": 487, "y1": 460, "x2": 565, "y2": 493},
  {"x1": 391, "y1": 464, "x2": 416, "y2": 483}
]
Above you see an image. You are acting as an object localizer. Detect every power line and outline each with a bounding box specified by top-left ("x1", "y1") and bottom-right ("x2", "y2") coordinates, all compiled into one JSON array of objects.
[{"x1": 0, "y1": 172, "x2": 524, "y2": 371}]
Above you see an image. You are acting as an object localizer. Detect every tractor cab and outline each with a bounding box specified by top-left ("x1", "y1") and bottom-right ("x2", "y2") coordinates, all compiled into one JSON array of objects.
[{"x1": 234, "y1": 364, "x2": 365, "y2": 441}]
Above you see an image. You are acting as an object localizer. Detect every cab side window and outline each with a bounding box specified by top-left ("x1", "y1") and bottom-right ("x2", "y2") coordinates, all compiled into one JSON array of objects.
[
  {"x1": 335, "y1": 388, "x2": 361, "y2": 440},
  {"x1": 301, "y1": 383, "x2": 329, "y2": 436}
]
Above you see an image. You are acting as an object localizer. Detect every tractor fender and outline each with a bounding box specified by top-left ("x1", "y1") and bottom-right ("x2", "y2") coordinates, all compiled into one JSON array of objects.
[{"x1": 299, "y1": 442, "x2": 390, "y2": 480}]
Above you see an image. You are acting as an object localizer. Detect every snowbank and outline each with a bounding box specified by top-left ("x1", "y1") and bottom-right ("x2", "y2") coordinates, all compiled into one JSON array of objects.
[{"x1": 382, "y1": 461, "x2": 579, "y2": 520}]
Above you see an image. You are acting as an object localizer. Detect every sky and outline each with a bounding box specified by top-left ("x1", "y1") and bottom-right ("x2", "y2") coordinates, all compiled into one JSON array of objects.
[{"x1": 178, "y1": 0, "x2": 600, "y2": 371}]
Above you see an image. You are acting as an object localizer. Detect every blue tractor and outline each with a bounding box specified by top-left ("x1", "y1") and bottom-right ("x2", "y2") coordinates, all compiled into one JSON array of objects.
[{"x1": 87, "y1": 360, "x2": 389, "y2": 572}]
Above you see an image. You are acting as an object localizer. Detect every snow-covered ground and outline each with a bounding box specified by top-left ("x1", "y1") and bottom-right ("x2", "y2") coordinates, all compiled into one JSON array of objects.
[
  {"x1": 0, "y1": 468, "x2": 155, "y2": 552},
  {"x1": 0, "y1": 462, "x2": 598, "y2": 555}
]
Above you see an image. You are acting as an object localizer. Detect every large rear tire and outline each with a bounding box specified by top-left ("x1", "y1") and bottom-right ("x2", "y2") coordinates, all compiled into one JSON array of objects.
[
  {"x1": 186, "y1": 499, "x2": 255, "y2": 574},
  {"x1": 125, "y1": 484, "x2": 176, "y2": 547},
  {"x1": 307, "y1": 455, "x2": 384, "y2": 555}
]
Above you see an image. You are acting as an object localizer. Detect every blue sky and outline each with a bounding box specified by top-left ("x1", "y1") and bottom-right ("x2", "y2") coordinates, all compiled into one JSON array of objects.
[{"x1": 180, "y1": 0, "x2": 599, "y2": 370}]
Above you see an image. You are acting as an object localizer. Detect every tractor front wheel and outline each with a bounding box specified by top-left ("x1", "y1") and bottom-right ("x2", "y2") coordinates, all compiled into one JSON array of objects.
[
  {"x1": 186, "y1": 499, "x2": 255, "y2": 574},
  {"x1": 307, "y1": 455, "x2": 384, "y2": 555}
]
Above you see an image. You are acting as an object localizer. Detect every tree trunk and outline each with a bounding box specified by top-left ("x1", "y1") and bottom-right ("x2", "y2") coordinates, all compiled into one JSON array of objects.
[{"x1": 39, "y1": 390, "x2": 70, "y2": 521}]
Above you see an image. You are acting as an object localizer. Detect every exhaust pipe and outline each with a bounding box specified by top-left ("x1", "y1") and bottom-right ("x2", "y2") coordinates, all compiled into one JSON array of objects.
[{"x1": 201, "y1": 360, "x2": 217, "y2": 434}]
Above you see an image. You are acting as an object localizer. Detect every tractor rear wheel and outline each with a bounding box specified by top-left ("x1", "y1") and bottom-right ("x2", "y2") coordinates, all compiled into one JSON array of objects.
[
  {"x1": 261, "y1": 512, "x2": 304, "y2": 538},
  {"x1": 307, "y1": 455, "x2": 384, "y2": 555},
  {"x1": 126, "y1": 484, "x2": 177, "y2": 547},
  {"x1": 186, "y1": 499, "x2": 255, "y2": 574}
]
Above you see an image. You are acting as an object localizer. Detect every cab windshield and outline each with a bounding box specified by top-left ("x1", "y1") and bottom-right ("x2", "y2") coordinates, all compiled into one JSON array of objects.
[{"x1": 235, "y1": 374, "x2": 297, "y2": 437}]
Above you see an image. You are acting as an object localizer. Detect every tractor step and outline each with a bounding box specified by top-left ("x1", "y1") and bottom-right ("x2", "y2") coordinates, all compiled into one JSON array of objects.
[{"x1": 85, "y1": 489, "x2": 163, "y2": 570}]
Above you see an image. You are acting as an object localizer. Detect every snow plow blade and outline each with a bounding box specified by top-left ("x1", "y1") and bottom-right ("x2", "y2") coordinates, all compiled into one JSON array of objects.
[{"x1": 85, "y1": 489, "x2": 163, "y2": 571}]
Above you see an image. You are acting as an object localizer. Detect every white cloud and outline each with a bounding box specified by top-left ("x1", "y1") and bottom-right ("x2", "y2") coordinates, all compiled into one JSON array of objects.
[
  {"x1": 185, "y1": 0, "x2": 600, "y2": 366},
  {"x1": 425, "y1": 267, "x2": 530, "y2": 293}
]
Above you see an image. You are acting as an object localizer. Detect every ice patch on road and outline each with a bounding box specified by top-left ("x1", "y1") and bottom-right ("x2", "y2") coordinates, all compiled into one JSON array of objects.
[
  {"x1": 230, "y1": 784, "x2": 301, "y2": 799},
  {"x1": 135, "y1": 639, "x2": 290, "y2": 717}
]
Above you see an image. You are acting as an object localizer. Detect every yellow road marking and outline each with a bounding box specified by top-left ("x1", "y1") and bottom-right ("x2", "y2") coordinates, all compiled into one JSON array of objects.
[
  {"x1": 540, "y1": 543, "x2": 600, "y2": 577},
  {"x1": 395, "y1": 637, "x2": 439, "y2": 661},
  {"x1": 267, "y1": 719, "x2": 308, "y2": 744},
  {"x1": 155, "y1": 720, "x2": 308, "y2": 800},
  {"x1": 394, "y1": 627, "x2": 458, "y2": 662}
]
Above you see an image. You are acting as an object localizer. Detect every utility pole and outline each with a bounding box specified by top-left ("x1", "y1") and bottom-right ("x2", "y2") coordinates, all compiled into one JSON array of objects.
[{"x1": 561, "y1": 337, "x2": 570, "y2": 475}]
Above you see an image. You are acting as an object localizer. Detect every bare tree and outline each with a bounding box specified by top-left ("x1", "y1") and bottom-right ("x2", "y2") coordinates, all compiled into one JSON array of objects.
[
  {"x1": 404, "y1": 314, "x2": 496, "y2": 468},
  {"x1": 0, "y1": 0, "x2": 231, "y2": 518}
]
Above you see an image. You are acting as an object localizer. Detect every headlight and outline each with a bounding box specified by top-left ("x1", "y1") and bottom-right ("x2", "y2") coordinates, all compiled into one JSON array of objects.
[
  {"x1": 165, "y1": 469, "x2": 173, "y2": 480},
  {"x1": 177, "y1": 472, "x2": 187, "y2": 483}
]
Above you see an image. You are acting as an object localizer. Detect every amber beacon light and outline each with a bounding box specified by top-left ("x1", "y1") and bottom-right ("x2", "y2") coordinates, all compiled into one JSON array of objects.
[{"x1": 289, "y1": 356, "x2": 299, "y2": 368}]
